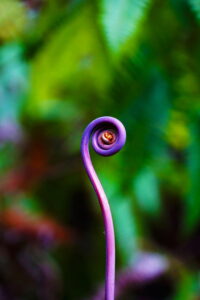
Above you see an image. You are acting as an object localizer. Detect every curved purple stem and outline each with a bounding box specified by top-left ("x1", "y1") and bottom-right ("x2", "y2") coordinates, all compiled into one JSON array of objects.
[{"x1": 81, "y1": 116, "x2": 126, "y2": 300}]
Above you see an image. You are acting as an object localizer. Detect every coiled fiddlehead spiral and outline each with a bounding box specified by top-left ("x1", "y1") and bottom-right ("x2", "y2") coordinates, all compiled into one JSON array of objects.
[{"x1": 81, "y1": 117, "x2": 126, "y2": 300}]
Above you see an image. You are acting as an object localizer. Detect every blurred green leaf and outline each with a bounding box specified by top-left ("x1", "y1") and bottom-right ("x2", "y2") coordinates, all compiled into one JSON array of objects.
[
  {"x1": 185, "y1": 118, "x2": 200, "y2": 232},
  {"x1": 28, "y1": 3, "x2": 112, "y2": 117},
  {"x1": 133, "y1": 166, "x2": 161, "y2": 216},
  {"x1": 174, "y1": 271, "x2": 198, "y2": 300},
  {"x1": 0, "y1": 43, "x2": 28, "y2": 121},
  {"x1": 188, "y1": 0, "x2": 200, "y2": 20},
  {"x1": 0, "y1": 0, "x2": 27, "y2": 41},
  {"x1": 0, "y1": 144, "x2": 18, "y2": 175},
  {"x1": 18, "y1": 196, "x2": 43, "y2": 214}
]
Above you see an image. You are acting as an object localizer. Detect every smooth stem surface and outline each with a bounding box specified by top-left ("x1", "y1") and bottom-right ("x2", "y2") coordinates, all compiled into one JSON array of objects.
[
  {"x1": 81, "y1": 131, "x2": 115, "y2": 300},
  {"x1": 81, "y1": 116, "x2": 126, "y2": 300}
]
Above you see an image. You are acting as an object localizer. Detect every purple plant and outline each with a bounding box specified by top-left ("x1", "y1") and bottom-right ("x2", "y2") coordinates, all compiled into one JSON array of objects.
[
  {"x1": 81, "y1": 116, "x2": 126, "y2": 300},
  {"x1": 90, "y1": 252, "x2": 169, "y2": 300}
]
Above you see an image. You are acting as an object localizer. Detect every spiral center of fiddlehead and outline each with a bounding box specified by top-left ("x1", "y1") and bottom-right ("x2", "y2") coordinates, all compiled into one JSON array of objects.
[{"x1": 100, "y1": 130, "x2": 116, "y2": 145}]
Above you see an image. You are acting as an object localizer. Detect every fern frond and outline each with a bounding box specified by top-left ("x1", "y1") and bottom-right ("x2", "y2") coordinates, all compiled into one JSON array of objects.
[{"x1": 100, "y1": 0, "x2": 151, "y2": 55}]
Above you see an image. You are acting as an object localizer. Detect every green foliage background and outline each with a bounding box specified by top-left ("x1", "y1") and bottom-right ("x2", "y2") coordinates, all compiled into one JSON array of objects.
[{"x1": 0, "y1": 0, "x2": 200, "y2": 299}]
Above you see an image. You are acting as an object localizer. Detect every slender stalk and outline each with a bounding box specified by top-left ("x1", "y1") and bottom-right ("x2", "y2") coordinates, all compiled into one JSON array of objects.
[{"x1": 81, "y1": 116, "x2": 126, "y2": 300}]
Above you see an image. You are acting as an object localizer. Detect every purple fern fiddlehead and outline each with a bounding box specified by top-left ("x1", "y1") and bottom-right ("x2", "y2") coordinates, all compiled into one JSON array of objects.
[{"x1": 81, "y1": 116, "x2": 126, "y2": 300}]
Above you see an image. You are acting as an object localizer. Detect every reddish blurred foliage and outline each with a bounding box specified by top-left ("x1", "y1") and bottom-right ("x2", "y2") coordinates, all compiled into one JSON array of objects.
[
  {"x1": 22, "y1": 0, "x2": 43, "y2": 10},
  {"x1": 0, "y1": 137, "x2": 49, "y2": 194},
  {"x1": 0, "y1": 208, "x2": 72, "y2": 247},
  {"x1": 0, "y1": 208, "x2": 64, "y2": 300}
]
